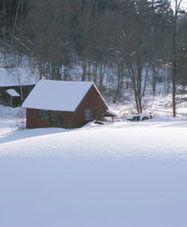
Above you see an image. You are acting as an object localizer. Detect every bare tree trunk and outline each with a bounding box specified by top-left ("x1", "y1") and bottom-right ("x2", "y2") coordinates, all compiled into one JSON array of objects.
[
  {"x1": 81, "y1": 58, "x2": 87, "y2": 81},
  {"x1": 93, "y1": 62, "x2": 97, "y2": 84},
  {"x1": 3, "y1": 0, "x2": 7, "y2": 59},
  {"x1": 51, "y1": 62, "x2": 61, "y2": 80},
  {"x1": 152, "y1": 64, "x2": 157, "y2": 96},
  {"x1": 172, "y1": 14, "x2": 177, "y2": 117},
  {"x1": 12, "y1": 0, "x2": 21, "y2": 34},
  {"x1": 172, "y1": 0, "x2": 183, "y2": 117},
  {"x1": 38, "y1": 60, "x2": 46, "y2": 79},
  {"x1": 172, "y1": 57, "x2": 177, "y2": 117},
  {"x1": 99, "y1": 63, "x2": 106, "y2": 91},
  {"x1": 87, "y1": 61, "x2": 91, "y2": 81},
  {"x1": 136, "y1": 56, "x2": 143, "y2": 113},
  {"x1": 128, "y1": 64, "x2": 141, "y2": 113},
  {"x1": 63, "y1": 66, "x2": 71, "y2": 81},
  {"x1": 142, "y1": 66, "x2": 149, "y2": 97},
  {"x1": 117, "y1": 63, "x2": 124, "y2": 101}
]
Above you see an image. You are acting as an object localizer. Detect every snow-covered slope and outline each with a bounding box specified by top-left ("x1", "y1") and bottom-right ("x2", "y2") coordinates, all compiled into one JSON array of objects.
[
  {"x1": 1, "y1": 156, "x2": 187, "y2": 227},
  {"x1": 0, "y1": 96, "x2": 187, "y2": 227},
  {"x1": 0, "y1": 121, "x2": 187, "y2": 158}
]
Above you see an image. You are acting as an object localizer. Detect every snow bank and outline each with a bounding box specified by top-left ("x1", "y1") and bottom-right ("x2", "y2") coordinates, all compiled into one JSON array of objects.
[
  {"x1": 0, "y1": 155, "x2": 187, "y2": 227},
  {"x1": 0, "y1": 121, "x2": 187, "y2": 158}
]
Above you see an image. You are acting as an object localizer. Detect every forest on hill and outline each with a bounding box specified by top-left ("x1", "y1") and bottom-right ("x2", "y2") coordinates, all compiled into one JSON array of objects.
[{"x1": 0, "y1": 0, "x2": 187, "y2": 114}]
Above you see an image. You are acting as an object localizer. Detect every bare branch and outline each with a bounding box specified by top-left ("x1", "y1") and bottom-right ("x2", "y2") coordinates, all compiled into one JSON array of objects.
[{"x1": 10, "y1": 33, "x2": 31, "y2": 52}]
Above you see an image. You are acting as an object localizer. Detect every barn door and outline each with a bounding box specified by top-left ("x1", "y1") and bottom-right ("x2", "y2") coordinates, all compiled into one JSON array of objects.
[
  {"x1": 84, "y1": 109, "x2": 93, "y2": 121},
  {"x1": 51, "y1": 113, "x2": 64, "y2": 128}
]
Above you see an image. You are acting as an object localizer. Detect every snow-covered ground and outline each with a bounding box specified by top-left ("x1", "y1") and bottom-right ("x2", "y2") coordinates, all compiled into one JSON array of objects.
[
  {"x1": 0, "y1": 66, "x2": 39, "y2": 86},
  {"x1": 1, "y1": 119, "x2": 187, "y2": 158},
  {"x1": 0, "y1": 96, "x2": 187, "y2": 227}
]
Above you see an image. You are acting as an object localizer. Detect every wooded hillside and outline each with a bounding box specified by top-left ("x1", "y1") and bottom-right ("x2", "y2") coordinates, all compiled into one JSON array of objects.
[{"x1": 0, "y1": 0, "x2": 187, "y2": 114}]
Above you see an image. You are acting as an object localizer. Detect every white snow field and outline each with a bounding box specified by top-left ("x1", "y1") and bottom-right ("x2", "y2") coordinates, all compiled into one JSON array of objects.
[{"x1": 0, "y1": 99, "x2": 187, "y2": 227}]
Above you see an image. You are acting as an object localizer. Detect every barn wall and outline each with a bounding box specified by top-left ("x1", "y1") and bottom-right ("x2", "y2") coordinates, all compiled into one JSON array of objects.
[
  {"x1": 26, "y1": 109, "x2": 50, "y2": 128},
  {"x1": 72, "y1": 85, "x2": 108, "y2": 127},
  {"x1": 26, "y1": 108, "x2": 74, "y2": 129},
  {"x1": 50, "y1": 111, "x2": 74, "y2": 128}
]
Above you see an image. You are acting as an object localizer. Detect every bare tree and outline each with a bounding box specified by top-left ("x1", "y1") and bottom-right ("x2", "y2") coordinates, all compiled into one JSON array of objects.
[{"x1": 172, "y1": 0, "x2": 183, "y2": 117}]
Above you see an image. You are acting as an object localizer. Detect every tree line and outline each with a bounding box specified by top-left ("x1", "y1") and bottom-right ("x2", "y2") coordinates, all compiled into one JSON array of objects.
[{"x1": 0, "y1": 0, "x2": 187, "y2": 115}]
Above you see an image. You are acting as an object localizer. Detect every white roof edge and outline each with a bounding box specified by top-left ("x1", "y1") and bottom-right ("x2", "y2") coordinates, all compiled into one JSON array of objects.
[
  {"x1": 92, "y1": 84, "x2": 109, "y2": 109},
  {"x1": 0, "y1": 83, "x2": 36, "y2": 88}
]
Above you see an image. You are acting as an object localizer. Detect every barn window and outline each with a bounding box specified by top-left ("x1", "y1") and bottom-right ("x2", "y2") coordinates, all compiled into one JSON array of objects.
[
  {"x1": 84, "y1": 109, "x2": 93, "y2": 121},
  {"x1": 38, "y1": 110, "x2": 49, "y2": 120}
]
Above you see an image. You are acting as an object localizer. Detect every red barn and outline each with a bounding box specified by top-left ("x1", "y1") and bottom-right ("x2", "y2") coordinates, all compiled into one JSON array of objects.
[{"x1": 22, "y1": 80, "x2": 115, "y2": 129}]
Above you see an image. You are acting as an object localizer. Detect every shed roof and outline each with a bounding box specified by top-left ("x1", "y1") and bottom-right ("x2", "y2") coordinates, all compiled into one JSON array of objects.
[
  {"x1": 6, "y1": 89, "x2": 20, "y2": 97},
  {"x1": 22, "y1": 80, "x2": 98, "y2": 111}
]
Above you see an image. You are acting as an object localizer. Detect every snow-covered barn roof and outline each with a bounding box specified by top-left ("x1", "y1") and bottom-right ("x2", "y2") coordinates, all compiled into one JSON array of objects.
[{"x1": 22, "y1": 80, "x2": 101, "y2": 112}]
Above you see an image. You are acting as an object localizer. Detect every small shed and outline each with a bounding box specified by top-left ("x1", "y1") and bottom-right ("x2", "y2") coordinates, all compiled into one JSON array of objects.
[
  {"x1": 5, "y1": 89, "x2": 21, "y2": 107},
  {"x1": 22, "y1": 80, "x2": 114, "y2": 129},
  {"x1": 0, "y1": 65, "x2": 38, "y2": 107},
  {"x1": 0, "y1": 84, "x2": 35, "y2": 107}
]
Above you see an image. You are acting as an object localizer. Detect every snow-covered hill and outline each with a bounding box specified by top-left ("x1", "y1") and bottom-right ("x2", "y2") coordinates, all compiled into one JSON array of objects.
[
  {"x1": 0, "y1": 96, "x2": 187, "y2": 227},
  {"x1": 0, "y1": 120, "x2": 187, "y2": 158}
]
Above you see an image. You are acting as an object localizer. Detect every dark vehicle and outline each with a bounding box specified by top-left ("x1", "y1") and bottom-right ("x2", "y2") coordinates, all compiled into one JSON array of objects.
[{"x1": 127, "y1": 114, "x2": 152, "y2": 121}]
